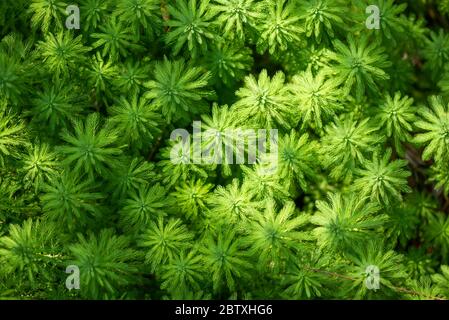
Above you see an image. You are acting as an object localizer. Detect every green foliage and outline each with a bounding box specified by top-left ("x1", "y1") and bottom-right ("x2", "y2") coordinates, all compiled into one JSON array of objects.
[
  {"x1": 140, "y1": 217, "x2": 194, "y2": 272},
  {"x1": 206, "y1": 179, "x2": 261, "y2": 226},
  {"x1": 159, "y1": 249, "x2": 205, "y2": 295},
  {"x1": 233, "y1": 70, "x2": 293, "y2": 129},
  {"x1": 281, "y1": 250, "x2": 332, "y2": 299},
  {"x1": 385, "y1": 203, "x2": 419, "y2": 247},
  {"x1": 113, "y1": 60, "x2": 150, "y2": 96},
  {"x1": 172, "y1": 179, "x2": 212, "y2": 220},
  {"x1": 353, "y1": 0, "x2": 408, "y2": 45},
  {"x1": 328, "y1": 34, "x2": 391, "y2": 100},
  {"x1": 320, "y1": 116, "x2": 383, "y2": 182},
  {"x1": 203, "y1": 42, "x2": 253, "y2": 86},
  {"x1": 109, "y1": 94, "x2": 161, "y2": 150},
  {"x1": 37, "y1": 32, "x2": 90, "y2": 78},
  {"x1": 79, "y1": 0, "x2": 111, "y2": 32},
  {"x1": 241, "y1": 164, "x2": 290, "y2": 201},
  {"x1": 256, "y1": 0, "x2": 302, "y2": 55},
  {"x1": 120, "y1": 184, "x2": 169, "y2": 232},
  {"x1": 91, "y1": 17, "x2": 139, "y2": 61},
  {"x1": 69, "y1": 229, "x2": 140, "y2": 299},
  {"x1": 0, "y1": 102, "x2": 28, "y2": 166},
  {"x1": 404, "y1": 247, "x2": 435, "y2": 280},
  {"x1": 0, "y1": 219, "x2": 61, "y2": 285},
  {"x1": 28, "y1": 82, "x2": 85, "y2": 134},
  {"x1": 289, "y1": 68, "x2": 342, "y2": 130},
  {"x1": 273, "y1": 130, "x2": 317, "y2": 192},
  {"x1": 375, "y1": 92, "x2": 416, "y2": 155},
  {"x1": 210, "y1": 0, "x2": 261, "y2": 41},
  {"x1": 29, "y1": 0, "x2": 66, "y2": 32},
  {"x1": 41, "y1": 172, "x2": 103, "y2": 229},
  {"x1": 0, "y1": 53, "x2": 29, "y2": 105},
  {"x1": 352, "y1": 149, "x2": 411, "y2": 206},
  {"x1": 432, "y1": 265, "x2": 449, "y2": 297},
  {"x1": 144, "y1": 57, "x2": 213, "y2": 123},
  {"x1": 107, "y1": 156, "x2": 157, "y2": 199},
  {"x1": 58, "y1": 113, "x2": 124, "y2": 179},
  {"x1": 430, "y1": 162, "x2": 449, "y2": 196},
  {"x1": 157, "y1": 140, "x2": 209, "y2": 189},
  {"x1": 165, "y1": 0, "x2": 218, "y2": 58},
  {"x1": 298, "y1": 0, "x2": 346, "y2": 44},
  {"x1": 415, "y1": 96, "x2": 449, "y2": 163},
  {"x1": 198, "y1": 103, "x2": 241, "y2": 175},
  {"x1": 114, "y1": 0, "x2": 161, "y2": 41},
  {"x1": 21, "y1": 143, "x2": 60, "y2": 192},
  {"x1": 3, "y1": 0, "x2": 449, "y2": 301},
  {"x1": 86, "y1": 52, "x2": 118, "y2": 103},
  {"x1": 424, "y1": 213, "x2": 449, "y2": 263},
  {"x1": 422, "y1": 30, "x2": 449, "y2": 80},
  {"x1": 311, "y1": 193, "x2": 386, "y2": 252},
  {"x1": 244, "y1": 200, "x2": 309, "y2": 270},
  {"x1": 343, "y1": 240, "x2": 406, "y2": 299},
  {"x1": 200, "y1": 229, "x2": 251, "y2": 292},
  {"x1": 406, "y1": 276, "x2": 444, "y2": 300}
]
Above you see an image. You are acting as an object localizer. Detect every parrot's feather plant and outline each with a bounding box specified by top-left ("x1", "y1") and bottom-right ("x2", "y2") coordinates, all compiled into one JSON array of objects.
[{"x1": 3, "y1": 0, "x2": 449, "y2": 301}]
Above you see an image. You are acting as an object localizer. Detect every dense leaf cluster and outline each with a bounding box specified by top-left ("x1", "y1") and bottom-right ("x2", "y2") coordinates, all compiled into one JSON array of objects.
[{"x1": 2, "y1": 0, "x2": 449, "y2": 300}]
